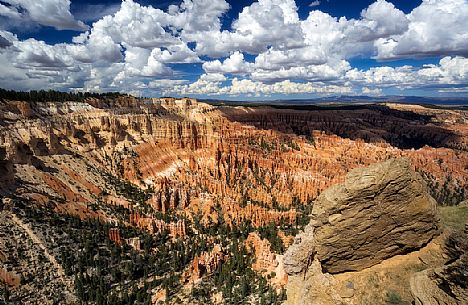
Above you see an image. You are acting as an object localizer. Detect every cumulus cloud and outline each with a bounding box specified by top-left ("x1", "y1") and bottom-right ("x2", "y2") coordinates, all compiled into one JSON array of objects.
[
  {"x1": 148, "y1": 44, "x2": 200, "y2": 64},
  {"x1": 199, "y1": 73, "x2": 227, "y2": 82},
  {"x1": 72, "y1": 4, "x2": 121, "y2": 23},
  {"x1": 65, "y1": 0, "x2": 201, "y2": 80},
  {"x1": 346, "y1": 56, "x2": 468, "y2": 89},
  {"x1": 309, "y1": 1, "x2": 320, "y2": 7},
  {"x1": 173, "y1": 77, "x2": 353, "y2": 96},
  {"x1": 174, "y1": 77, "x2": 226, "y2": 95},
  {"x1": 252, "y1": 58, "x2": 351, "y2": 83},
  {"x1": 374, "y1": 0, "x2": 468, "y2": 59},
  {"x1": 227, "y1": 79, "x2": 352, "y2": 96},
  {"x1": 0, "y1": 33, "x2": 12, "y2": 48},
  {"x1": 0, "y1": 31, "x2": 90, "y2": 91},
  {"x1": 254, "y1": 47, "x2": 328, "y2": 72},
  {"x1": 203, "y1": 51, "x2": 254, "y2": 74},
  {"x1": 230, "y1": 0, "x2": 302, "y2": 50},
  {"x1": 149, "y1": 79, "x2": 189, "y2": 88},
  {"x1": 174, "y1": 0, "x2": 230, "y2": 33},
  {"x1": 15, "y1": 39, "x2": 74, "y2": 68},
  {"x1": 186, "y1": 0, "x2": 304, "y2": 57},
  {"x1": 350, "y1": 0, "x2": 409, "y2": 42},
  {"x1": 362, "y1": 87, "x2": 383, "y2": 96},
  {"x1": 0, "y1": 3, "x2": 21, "y2": 19},
  {"x1": 0, "y1": 0, "x2": 466, "y2": 97},
  {"x1": 67, "y1": 34, "x2": 122, "y2": 63},
  {"x1": 79, "y1": 0, "x2": 180, "y2": 50},
  {"x1": 0, "y1": 0, "x2": 87, "y2": 31},
  {"x1": 417, "y1": 56, "x2": 468, "y2": 84}
]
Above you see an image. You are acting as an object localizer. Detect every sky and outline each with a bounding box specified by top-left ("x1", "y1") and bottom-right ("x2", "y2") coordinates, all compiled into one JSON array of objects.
[{"x1": 0, "y1": 0, "x2": 467, "y2": 100}]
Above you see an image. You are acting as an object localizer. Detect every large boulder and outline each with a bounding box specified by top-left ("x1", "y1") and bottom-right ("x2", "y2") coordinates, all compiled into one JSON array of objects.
[{"x1": 284, "y1": 158, "x2": 440, "y2": 274}]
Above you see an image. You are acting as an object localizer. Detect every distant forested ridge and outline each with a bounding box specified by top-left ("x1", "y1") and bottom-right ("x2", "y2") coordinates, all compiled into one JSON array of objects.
[{"x1": 0, "y1": 88, "x2": 127, "y2": 102}]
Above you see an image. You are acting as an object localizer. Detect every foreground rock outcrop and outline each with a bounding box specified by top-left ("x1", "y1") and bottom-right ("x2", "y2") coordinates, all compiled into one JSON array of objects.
[
  {"x1": 284, "y1": 158, "x2": 440, "y2": 275},
  {"x1": 410, "y1": 232, "x2": 468, "y2": 305},
  {"x1": 283, "y1": 158, "x2": 452, "y2": 305}
]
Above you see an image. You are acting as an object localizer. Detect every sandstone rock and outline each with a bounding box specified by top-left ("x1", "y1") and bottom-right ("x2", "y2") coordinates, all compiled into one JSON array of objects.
[
  {"x1": 0, "y1": 267, "x2": 21, "y2": 287},
  {"x1": 245, "y1": 232, "x2": 278, "y2": 271},
  {"x1": 129, "y1": 211, "x2": 187, "y2": 238},
  {"x1": 285, "y1": 258, "x2": 341, "y2": 305},
  {"x1": 417, "y1": 232, "x2": 468, "y2": 304},
  {"x1": 188, "y1": 244, "x2": 226, "y2": 282},
  {"x1": 0, "y1": 158, "x2": 15, "y2": 192},
  {"x1": 108, "y1": 228, "x2": 122, "y2": 245},
  {"x1": 126, "y1": 237, "x2": 141, "y2": 251},
  {"x1": 244, "y1": 232, "x2": 290, "y2": 287},
  {"x1": 284, "y1": 158, "x2": 440, "y2": 275}
]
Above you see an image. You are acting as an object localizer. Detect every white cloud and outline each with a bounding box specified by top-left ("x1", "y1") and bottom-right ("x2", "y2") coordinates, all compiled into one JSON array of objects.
[
  {"x1": 362, "y1": 87, "x2": 383, "y2": 96},
  {"x1": 172, "y1": 76, "x2": 353, "y2": 96},
  {"x1": 72, "y1": 4, "x2": 121, "y2": 23},
  {"x1": 199, "y1": 73, "x2": 227, "y2": 82},
  {"x1": 0, "y1": 0, "x2": 467, "y2": 97},
  {"x1": 227, "y1": 79, "x2": 353, "y2": 96},
  {"x1": 148, "y1": 44, "x2": 200, "y2": 64},
  {"x1": 0, "y1": 0, "x2": 87, "y2": 31},
  {"x1": 374, "y1": 0, "x2": 468, "y2": 59},
  {"x1": 149, "y1": 79, "x2": 189, "y2": 87},
  {"x1": 141, "y1": 54, "x2": 172, "y2": 77},
  {"x1": 222, "y1": 56, "x2": 467, "y2": 95},
  {"x1": 83, "y1": 0, "x2": 179, "y2": 49},
  {"x1": 252, "y1": 58, "x2": 351, "y2": 82},
  {"x1": 0, "y1": 4, "x2": 21, "y2": 19},
  {"x1": 309, "y1": 1, "x2": 320, "y2": 7},
  {"x1": 14, "y1": 39, "x2": 74, "y2": 68},
  {"x1": 346, "y1": 56, "x2": 468, "y2": 89},
  {"x1": 84, "y1": 64, "x2": 124, "y2": 92},
  {"x1": 67, "y1": 33, "x2": 122, "y2": 63},
  {"x1": 203, "y1": 51, "x2": 254, "y2": 74},
  {"x1": 174, "y1": 0, "x2": 230, "y2": 33},
  {"x1": 346, "y1": 65, "x2": 416, "y2": 88},
  {"x1": 437, "y1": 87, "x2": 468, "y2": 93},
  {"x1": 351, "y1": 0, "x2": 409, "y2": 42},
  {"x1": 0, "y1": 31, "x2": 91, "y2": 91},
  {"x1": 186, "y1": 0, "x2": 304, "y2": 57},
  {"x1": 175, "y1": 77, "x2": 225, "y2": 95},
  {"x1": 417, "y1": 56, "x2": 468, "y2": 84},
  {"x1": 254, "y1": 47, "x2": 328, "y2": 71},
  {"x1": 63, "y1": 0, "x2": 199, "y2": 84}
]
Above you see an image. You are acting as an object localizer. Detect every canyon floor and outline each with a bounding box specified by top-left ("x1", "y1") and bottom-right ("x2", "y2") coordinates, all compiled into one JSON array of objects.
[{"x1": 0, "y1": 94, "x2": 466, "y2": 304}]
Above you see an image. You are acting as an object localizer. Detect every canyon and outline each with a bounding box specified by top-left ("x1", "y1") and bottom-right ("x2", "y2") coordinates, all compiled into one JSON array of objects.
[{"x1": 0, "y1": 94, "x2": 466, "y2": 304}]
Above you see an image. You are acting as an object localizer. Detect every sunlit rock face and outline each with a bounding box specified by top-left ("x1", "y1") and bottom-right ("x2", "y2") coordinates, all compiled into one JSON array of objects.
[{"x1": 284, "y1": 158, "x2": 440, "y2": 275}]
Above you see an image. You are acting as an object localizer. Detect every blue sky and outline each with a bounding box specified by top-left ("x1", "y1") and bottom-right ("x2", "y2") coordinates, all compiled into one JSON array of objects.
[{"x1": 0, "y1": 0, "x2": 467, "y2": 99}]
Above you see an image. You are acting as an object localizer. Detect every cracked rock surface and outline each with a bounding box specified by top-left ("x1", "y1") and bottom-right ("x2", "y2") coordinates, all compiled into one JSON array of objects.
[{"x1": 284, "y1": 157, "x2": 440, "y2": 275}]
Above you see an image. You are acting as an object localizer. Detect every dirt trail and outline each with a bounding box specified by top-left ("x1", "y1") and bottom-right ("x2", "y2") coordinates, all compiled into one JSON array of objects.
[{"x1": 10, "y1": 213, "x2": 67, "y2": 284}]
